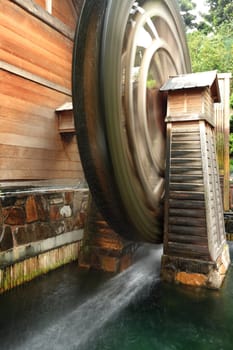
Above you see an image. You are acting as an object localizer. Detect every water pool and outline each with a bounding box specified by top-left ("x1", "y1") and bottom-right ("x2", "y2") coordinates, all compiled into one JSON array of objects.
[{"x1": 0, "y1": 244, "x2": 233, "y2": 350}]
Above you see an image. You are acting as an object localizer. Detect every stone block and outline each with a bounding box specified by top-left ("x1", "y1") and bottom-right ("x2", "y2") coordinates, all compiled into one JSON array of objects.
[
  {"x1": 49, "y1": 205, "x2": 62, "y2": 221},
  {"x1": 14, "y1": 226, "x2": 31, "y2": 245},
  {"x1": 64, "y1": 217, "x2": 75, "y2": 232},
  {"x1": 60, "y1": 205, "x2": 72, "y2": 218},
  {"x1": 36, "y1": 196, "x2": 48, "y2": 221},
  {"x1": 51, "y1": 221, "x2": 65, "y2": 235},
  {"x1": 26, "y1": 196, "x2": 38, "y2": 223},
  {"x1": 64, "y1": 192, "x2": 74, "y2": 205},
  {"x1": 14, "y1": 222, "x2": 54, "y2": 245},
  {"x1": 176, "y1": 272, "x2": 207, "y2": 287},
  {"x1": 3, "y1": 207, "x2": 25, "y2": 225},
  {"x1": 0, "y1": 226, "x2": 13, "y2": 251},
  {"x1": 33, "y1": 222, "x2": 55, "y2": 240},
  {"x1": 1, "y1": 196, "x2": 17, "y2": 208}
]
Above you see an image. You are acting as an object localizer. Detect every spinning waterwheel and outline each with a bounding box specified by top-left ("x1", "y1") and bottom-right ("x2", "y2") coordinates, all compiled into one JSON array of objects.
[{"x1": 72, "y1": 0, "x2": 191, "y2": 243}]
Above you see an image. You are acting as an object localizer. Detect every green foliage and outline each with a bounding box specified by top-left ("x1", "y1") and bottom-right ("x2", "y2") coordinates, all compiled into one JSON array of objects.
[
  {"x1": 204, "y1": 0, "x2": 233, "y2": 29},
  {"x1": 230, "y1": 158, "x2": 233, "y2": 173},
  {"x1": 230, "y1": 133, "x2": 233, "y2": 157},
  {"x1": 230, "y1": 94, "x2": 233, "y2": 109},
  {"x1": 177, "y1": 0, "x2": 197, "y2": 30},
  {"x1": 187, "y1": 27, "x2": 233, "y2": 73},
  {"x1": 230, "y1": 115, "x2": 233, "y2": 133},
  {"x1": 181, "y1": 1, "x2": 233, "y2": 75}
]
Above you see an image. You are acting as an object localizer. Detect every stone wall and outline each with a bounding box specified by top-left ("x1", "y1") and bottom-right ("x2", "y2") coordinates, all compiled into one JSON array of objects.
[{"x1": 0, "y1": 185, "x2": 88, "y2": 293}]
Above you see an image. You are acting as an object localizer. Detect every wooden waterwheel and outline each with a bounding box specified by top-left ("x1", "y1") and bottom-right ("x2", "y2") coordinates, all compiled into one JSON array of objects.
[{"x1": 72, "y1": 0, "x2": 191, "y2": 243}]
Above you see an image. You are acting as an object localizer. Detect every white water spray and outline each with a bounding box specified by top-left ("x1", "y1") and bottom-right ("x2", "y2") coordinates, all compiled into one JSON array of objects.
[{"x1": 17, "y1": 245, "x2": 162, "y2": 350}]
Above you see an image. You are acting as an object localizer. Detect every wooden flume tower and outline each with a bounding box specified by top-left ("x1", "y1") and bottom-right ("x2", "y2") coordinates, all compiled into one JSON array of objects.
[{"x1": 161, "y1": 71, "x2": 230, "y2": 288}]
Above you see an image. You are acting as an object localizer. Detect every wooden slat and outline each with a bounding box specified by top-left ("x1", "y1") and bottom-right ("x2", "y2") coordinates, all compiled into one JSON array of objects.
[
  {"x1": 169, "y1": 199, "x2": 205, "y2": 209},
  {"x1": 171, "y1": 133, "x2": 200, "y2": 141},
  {"x1": 170, "y1": 168, "x2": 203, "y2": 175},
  {"x1": 0, "y1": 169, "x2": 84, "y2": 180},
  {"x1": 169, "y1": 208, "x2": 205, "y2": 218},
  {"x1": 0, "y1": 144, "x2": 76, "y2": 162},
  {"x1": 171, "y1": 159, "x2": 202, "y2": 166},
  {"x1": 169, "y1": 183, "x2": 204, "y2": 192},
  {"x1": 168, "y1": 224, "x2": 207, "y2": 236},
  {"x1": 168, "y1": 216, "x2": 206, "y2": 227},
  {"x1": 168, "y1": 234, "x2": 208, "y2": 245},
  {"x1": 1, "y1": 71, "x2": 70, "y2": 108},
  {"x1": 171, "y1": 142, "x2": 201, "y2": 150},
  {"x1": 170, "y1": 175, "x2": 204, "y2": 183},
  {"x1": 0, "y1": 155, "x2": 81, "y2": 170},
  {"x1": 167, "y1": 242, "x2": 210, "y2": 259},
  {"x1": 171, "y1": 150, "x2": 201, "y2": 158},
  {"x1": 0, "y1": 132, "x2": 60, "y2": 150},
  {"x1": 169, "y1": 191, "x2": 205, "y2": 200}
]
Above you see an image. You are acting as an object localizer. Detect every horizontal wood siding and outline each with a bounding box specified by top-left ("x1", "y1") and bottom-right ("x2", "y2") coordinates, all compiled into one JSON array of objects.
[
  {"x1": 167, "y1": 88, "x2": 214, "y2": 121},
  {"x1": 0, "y1": 1, "x2": 73, "y2": 89},
  {"x1": 0, "y1": 0, "x2": 83, "y2": 182}
]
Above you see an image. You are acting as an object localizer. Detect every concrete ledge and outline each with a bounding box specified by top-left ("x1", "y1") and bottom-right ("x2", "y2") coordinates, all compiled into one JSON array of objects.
[{"x1": 0, "y1": 229, "x2": 83, "y2": 267}]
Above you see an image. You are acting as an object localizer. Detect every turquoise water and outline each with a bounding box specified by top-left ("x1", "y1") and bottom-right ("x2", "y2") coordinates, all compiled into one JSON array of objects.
[
  {"x1": 94, "y1": 271, "x2": 233, "y2": 350},
  {"x1": 0, "y1": 244, "x2": 233, "y2": 350}
]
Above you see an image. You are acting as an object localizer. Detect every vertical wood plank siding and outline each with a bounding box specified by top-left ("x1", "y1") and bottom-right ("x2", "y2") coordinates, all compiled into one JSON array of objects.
[
  {"x1": 0, "y1": 0, "x2": 83, "y2": 182},
  {"x1": 214, "y1": 74, "x2": 231, "y2": 211}
]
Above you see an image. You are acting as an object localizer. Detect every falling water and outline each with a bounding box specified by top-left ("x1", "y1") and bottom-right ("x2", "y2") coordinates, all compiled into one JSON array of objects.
[{"x1": 15, "y1": 245, "x2": 162, "y2": 350}]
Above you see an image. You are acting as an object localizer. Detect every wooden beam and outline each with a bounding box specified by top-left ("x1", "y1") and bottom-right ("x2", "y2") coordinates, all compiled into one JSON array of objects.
[
  {"x1": 10, "y1": 0, "x2": 74, "y2": 40},
  {"x1": 0, "y1": 60, "x2": 71, "y2": 96}
]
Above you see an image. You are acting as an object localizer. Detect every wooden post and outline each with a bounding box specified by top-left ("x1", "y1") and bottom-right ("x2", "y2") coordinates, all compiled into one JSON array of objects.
[{"x1": 160, "y1": 72, "x2": 230, "y2": 289}]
